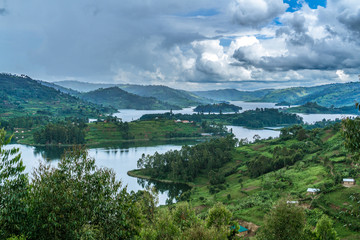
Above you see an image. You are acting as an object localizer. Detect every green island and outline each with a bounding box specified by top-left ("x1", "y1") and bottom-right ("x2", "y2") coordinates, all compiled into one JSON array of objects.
[
  {"x1": 284, "y1": 102, "x2": 359, "y2": 114},
  {"x1": 141, "y1": 108, "x2": 303, "y2": 129},
  {"x1": 129, "y1": 122, "x2": 360, "y2": 239},
  {"x1": 10, "y1": 117, "x2": 226, "y2": 146},
  {"x1": 193, "y1": 103, "x2": 242, "y2": 113}
]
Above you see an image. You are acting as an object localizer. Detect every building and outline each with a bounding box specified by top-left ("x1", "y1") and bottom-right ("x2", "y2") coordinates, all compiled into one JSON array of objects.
[
  {"x1": 307, "y1": 188, "x2": 320, "y2": 195},
  {"x1": 343, "y1": 178, "x2": 355, "y2": 186},
  {"x1": 286, "y1": 201, "x2": 299, "y2": 204}
]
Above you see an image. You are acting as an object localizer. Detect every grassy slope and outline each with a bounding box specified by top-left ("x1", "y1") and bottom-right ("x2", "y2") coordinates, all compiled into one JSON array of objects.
[
  {"x1": 131, "y1": 126, "x2": 359, "y2": 239},
  {"x1": 0, "y1": 74, "x2": 111, "y2": 119},
  {"x1": 81, "y1": 87, "x2": 180, "y2": 110}
]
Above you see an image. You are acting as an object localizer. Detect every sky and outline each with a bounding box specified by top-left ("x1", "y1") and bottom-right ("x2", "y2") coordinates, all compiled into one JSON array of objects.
[{"x1": 1, "y1": 0, "x2": 360, "y2": 91}]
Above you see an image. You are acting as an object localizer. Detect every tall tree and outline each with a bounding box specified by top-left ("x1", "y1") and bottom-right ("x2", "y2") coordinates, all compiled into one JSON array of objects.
[
  {"x1": 257, "y1": 200, "x2": 305, "y2": 240},
  {"x1": 0, "y1": 129, "x2": 28, "y2": 239}
]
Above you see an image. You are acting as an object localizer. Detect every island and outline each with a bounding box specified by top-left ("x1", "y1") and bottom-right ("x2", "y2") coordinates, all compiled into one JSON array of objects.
[{"x1": 193, "y1": 103, "x2": 242, "y2": 113}]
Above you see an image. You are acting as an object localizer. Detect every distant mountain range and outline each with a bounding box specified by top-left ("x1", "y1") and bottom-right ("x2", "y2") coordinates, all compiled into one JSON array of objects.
[
  {"x1": 81, "y1": 87, "x2": 180, "y2": 110},
  {"x1": 54, "y1": 80, "x2": 212, "y2": 108},
  {"x1": 195, "y1": 82, "x2": 360, "y2": 107}
]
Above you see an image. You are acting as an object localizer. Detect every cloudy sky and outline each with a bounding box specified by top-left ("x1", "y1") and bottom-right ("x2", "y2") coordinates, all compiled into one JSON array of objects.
[{"x1": 1, "y1": 0, "x2": 360, "y2": 90}]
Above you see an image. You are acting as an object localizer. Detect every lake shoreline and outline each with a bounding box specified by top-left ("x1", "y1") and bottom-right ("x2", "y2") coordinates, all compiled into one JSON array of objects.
[{"x1": 127, "y1": 169, "x2": 194, "y2": 187}]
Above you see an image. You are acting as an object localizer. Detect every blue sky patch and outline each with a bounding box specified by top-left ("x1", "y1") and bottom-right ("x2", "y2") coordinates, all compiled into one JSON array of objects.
[{"x1": 284, "y1": 0, "x2": 326, "y2": 12}]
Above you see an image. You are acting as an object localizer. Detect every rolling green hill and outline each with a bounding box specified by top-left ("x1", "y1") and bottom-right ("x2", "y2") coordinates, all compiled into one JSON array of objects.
[
  {"x1": 53, "y1": 80, "x2": 115, "y2": 92},
  {"x1": 0, "y1": 73, "x2": 112, "y2": 119},
  {"x1": 54, "y1": 81, "x2": 212, "y2": 108},
  {"x1": 130, "y1": 123, "x2": 360, "y2": 239},
  {"x1": 81, "y1": 87, "x2": 180, "y2": 110},
  {"x1": 118, "y1": 84, "x2": 212, "y2": 108},
  {"x1": 195, "y1": 82, "x2": 360, "y2": 108}
]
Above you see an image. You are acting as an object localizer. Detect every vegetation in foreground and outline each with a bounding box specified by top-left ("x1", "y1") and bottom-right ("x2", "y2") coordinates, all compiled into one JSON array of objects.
[
  {"x1": 2, "y1": 117, "x2": 359, "y2": 239},
  {"x1": 132, "y1": 122, "x2": 360, "y2": 239}
]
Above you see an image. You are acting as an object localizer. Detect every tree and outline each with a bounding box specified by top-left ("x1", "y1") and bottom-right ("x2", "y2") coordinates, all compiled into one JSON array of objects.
[
  {"x1": 257, "y1": 200, "x2": 305, "y2": 240},
  {"x1": 0, "y1": 129, "x2": 28, "y2": 239},
  {"x1": 27, "y1": 146, "x2": 142, "y2": 240},
  {"x1": 206, "y1": 202, "x2": 232, "y2": 230},
  {"x1": 315, "y1": 215, "x2": 339, "y2": 240}
]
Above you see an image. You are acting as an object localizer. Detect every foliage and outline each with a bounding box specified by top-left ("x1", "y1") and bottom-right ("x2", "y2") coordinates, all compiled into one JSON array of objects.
[
  {"x1": 205, "y1": 202, "x2": 232, "y2": 229},
  {"x1": 139, "y1": 202, "x2": 230, "y2": 240},
  {"x1": 194, "y1": 103, "x2": 242, "y2": 113},
  {"x1": 33, "y1": 121, "x2": 86, "y2": 144},
  {"x1": 256, "y1": 200, "x2": 306, "y2": 240},
  {"x1": 141, "y1": 108, "x2": 303, "y2": 129},
  {"x1": 137, "y1": 135, "x2": 237, "y2": 181},
  {"x1": 26, "y1": 146, "x2": 141, "y2": 240},
  {"x1": 342, "y1": 117, "x2": 360, "y2": 160},
  {"x1": 315, "y1": 215, "x2": 339, "y2": 240},
  {"x1": 0, "y1": 129, "x2": 28, "y2": 239}
]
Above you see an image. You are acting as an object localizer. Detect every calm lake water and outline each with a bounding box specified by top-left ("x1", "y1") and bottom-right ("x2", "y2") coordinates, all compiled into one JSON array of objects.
[
  {"x1": 13, "y1": 103, "x2": 358, "y2": 204},
  {"x1": 10, "y1": 143, "x2": 191, "y2": 205}
]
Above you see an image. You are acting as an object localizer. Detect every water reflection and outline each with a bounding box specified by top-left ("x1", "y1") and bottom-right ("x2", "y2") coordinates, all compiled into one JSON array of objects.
[{"x1": 137, "y1": 178, "x2": 191, "y2": 205}]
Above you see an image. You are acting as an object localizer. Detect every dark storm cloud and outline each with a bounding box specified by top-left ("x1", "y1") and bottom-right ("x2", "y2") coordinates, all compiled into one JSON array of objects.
[{"x1": 337, "y1": 9, "x2": 360, "y2": 34}]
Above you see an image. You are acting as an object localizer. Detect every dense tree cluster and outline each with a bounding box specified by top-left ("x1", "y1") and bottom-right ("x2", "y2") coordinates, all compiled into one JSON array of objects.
[
  {"x1": 137, "y1": 135, "x2": 237, "y2": 182},
  {"x1": 232, "y1": 108, "x2": 303, "y2": 128},
  {"x1": 193, "y1": 103, "x2": 242, "y2": 113},
  {"x1": 247, "y1": 146, "x2": 304, "y2": 178},
  {"x1": 257, "y1": 200, "x2": 339, "y2": 240},
  {"x1": 33, "y1": 122, "x2": 86, "y2": 144},
  {"x1": 0, "y1": 116, "x2": 50, "y2": 131},
  {"x1": 140, "y1": 108, "x2": 303, "y2": 129}
]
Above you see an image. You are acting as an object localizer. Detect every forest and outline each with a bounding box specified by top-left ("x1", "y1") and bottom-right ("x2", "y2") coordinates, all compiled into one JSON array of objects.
[
  {"x1": 140, "y1": 108, "x2": 303, "y2": 128},
  {"x1": 193, "y1": 103, "x2": 242, "y2": 113}
]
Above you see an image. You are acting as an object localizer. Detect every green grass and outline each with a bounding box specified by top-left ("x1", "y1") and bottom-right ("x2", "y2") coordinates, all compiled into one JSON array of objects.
[{"x1": 134, "y1": 125, "x2": 359, "y2": 239}]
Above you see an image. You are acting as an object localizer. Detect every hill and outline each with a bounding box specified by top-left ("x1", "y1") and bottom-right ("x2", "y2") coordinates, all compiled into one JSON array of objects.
[
  {"x1": 130, "y1": 123, "x2": 360, "y2": 239},
  {"x1": 193, "y1": 88, "x2": 272, "y2": 101},
  {"x1": 118, "y1": 84, "x2": 211, "y2": 108},
  {"x1": 194, "y1": 82, "x2": 360, "y2": 107},
  {"x1": 54, "y1": 80, "x2": 212, "y2": 108},
  {"x1": 0, "y1": 73, "x2": 112, "y2": 119},
  {"x1": 285, "y1": 102, "x2": 359, "y2": 114},
  {"x1": 53, "y1": 80, "x2": 115, "y2": 92},
  {"x1": 80, "y1": 87, "x2": 180, "y2": 110}
]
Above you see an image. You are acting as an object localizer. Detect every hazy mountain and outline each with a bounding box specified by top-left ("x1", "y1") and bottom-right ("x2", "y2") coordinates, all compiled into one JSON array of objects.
[
  {"x1": 54, "y1": 80, "x2": 212, "y2": 108},
  {"x1": 0, "y1": 74, "x2": 113, "y2": 118},
  {"x1": 117, "y1": 84, "x2": 211, "y2": 108},
  {"x1": 193, "y1": 89, "x2": 272, "y2": 101},
  {"x1": 37, "y1": 80, "x2": 81, "y2": 96},
  {"x1": 195, "y1": 82, "x2": 360, "y2": 107},
  {"x1": 54, "y1": 80, "x2": 116, "y2": 92},
  {"x1": 81, "y1": 87, "x2": 180, "y2": 110}
]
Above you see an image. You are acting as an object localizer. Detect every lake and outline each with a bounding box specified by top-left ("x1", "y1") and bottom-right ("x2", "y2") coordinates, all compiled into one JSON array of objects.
[
  {"x1": 9, "y1": 143, "x2": 191, "y2": 205},
  {"x1": 13, "y1": 102, "x2": 358, "y2": 205}
]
